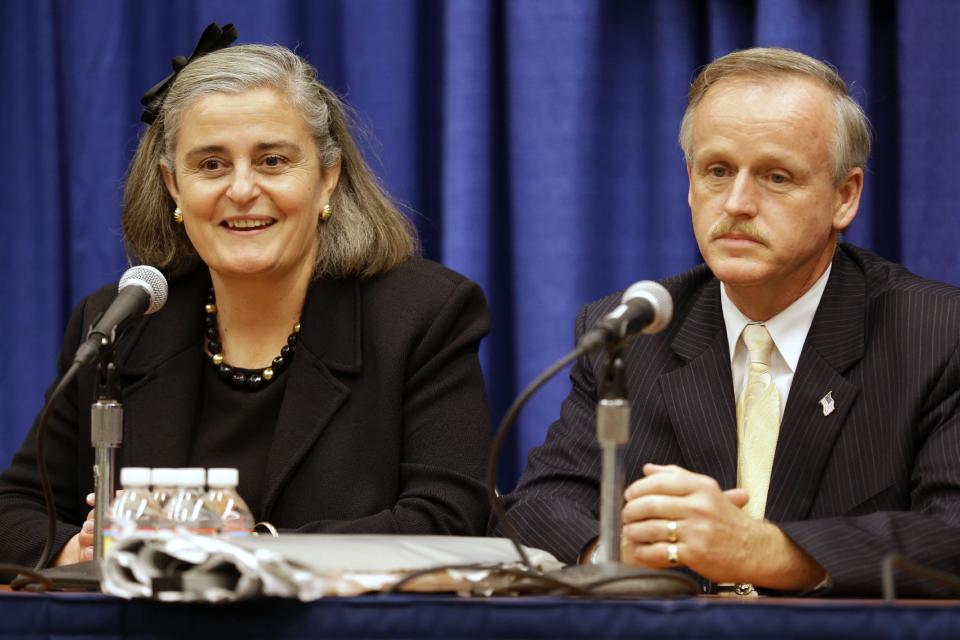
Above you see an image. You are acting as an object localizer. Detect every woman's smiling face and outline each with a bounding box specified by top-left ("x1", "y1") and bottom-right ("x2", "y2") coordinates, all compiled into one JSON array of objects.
[{"x1": 162, "y1": 86, "x2": 339, "y2": 283}]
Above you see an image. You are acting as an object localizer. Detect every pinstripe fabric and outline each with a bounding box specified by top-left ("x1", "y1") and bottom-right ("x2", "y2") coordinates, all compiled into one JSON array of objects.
[{"x1": 496, "y1": 243, "x2": 960, "y2": 597}]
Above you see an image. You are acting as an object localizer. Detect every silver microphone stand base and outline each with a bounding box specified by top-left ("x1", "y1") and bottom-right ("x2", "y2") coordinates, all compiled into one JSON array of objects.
[{"x1": 547, "y1": 562, "x2": 699, "y2": 598}]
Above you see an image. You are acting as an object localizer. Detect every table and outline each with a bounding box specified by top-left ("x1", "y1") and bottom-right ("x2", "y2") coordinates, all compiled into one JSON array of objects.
[{"x1": 3, "y1": 590, "x2": 960, "y2": 639}]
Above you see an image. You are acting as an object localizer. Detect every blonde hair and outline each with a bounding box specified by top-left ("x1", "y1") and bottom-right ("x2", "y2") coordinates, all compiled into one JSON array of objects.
[
  {"x1": 678, "y1": 47, "x2": 871, "y2": 184},
  {"x1": 123, "y1": 44, "x2": 417, "y2": 279}
]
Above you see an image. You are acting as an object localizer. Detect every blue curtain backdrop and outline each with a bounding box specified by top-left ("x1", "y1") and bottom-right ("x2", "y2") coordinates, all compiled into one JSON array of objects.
[{"x1": 1, "y1": 0, "x2": 958, "y2": 489}]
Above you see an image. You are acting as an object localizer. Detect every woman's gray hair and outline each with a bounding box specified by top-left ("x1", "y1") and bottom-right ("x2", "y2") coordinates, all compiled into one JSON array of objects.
[
  {"x1": 678, "y1": 47, "x2": 872, "y2": 185},
  {"x1": 123, "y1": 44, "x2": 417, "y2": 279}
]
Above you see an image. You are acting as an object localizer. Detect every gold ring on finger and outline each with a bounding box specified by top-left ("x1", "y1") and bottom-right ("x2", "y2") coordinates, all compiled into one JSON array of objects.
[
  {"x1": 666, "y1": 519, "x2": 678, "y2": 543},
  {"x1": 666, "y1": 543, "x2": 680, "y2": 566}
]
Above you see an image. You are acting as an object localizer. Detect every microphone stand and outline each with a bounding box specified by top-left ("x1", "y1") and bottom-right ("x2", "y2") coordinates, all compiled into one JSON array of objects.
[
  {"x1": 596, "y1": 346, "x2": 629, "y2": 563},
  {"x1": 91, "y1": 339, "x2": 123, "y2": 561},
  {"x1": 12, "y1": 267, "x2": 168, "y2": 591},
  {"x1": 552, "y1": 343, "x2": 696, "y2": 596},
  {"x1": 485, "y1": 280, "x2": 695, "y2": 596},
  {"x1": 24, "y1": 337, "x2": 120, "y2": 590}
]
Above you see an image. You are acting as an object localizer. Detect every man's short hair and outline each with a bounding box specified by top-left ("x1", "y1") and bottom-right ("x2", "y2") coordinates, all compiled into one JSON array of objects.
[{"x1": 678, "y1": 47, "x2": 872, "y2": 185}]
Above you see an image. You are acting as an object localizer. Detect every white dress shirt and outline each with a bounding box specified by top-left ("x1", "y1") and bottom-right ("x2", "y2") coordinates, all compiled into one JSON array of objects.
[{"x1": 721, "y1": 265, "x2": 832, "y2": 417}]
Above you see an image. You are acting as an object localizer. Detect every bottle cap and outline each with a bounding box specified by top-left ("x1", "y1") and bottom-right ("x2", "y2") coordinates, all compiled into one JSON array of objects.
[
  {"x1": 207, "y1": 468, "x2": 239, "y2": 488},
  {"x1": 150, "y1": 467, "x2": 177, "y2": 487},
  {"x1": 120, "y1": 467, "x2": 151, "y2": 487},
  {"x1": 176, "y1": 467, "x2": 206, "y2": 487}
]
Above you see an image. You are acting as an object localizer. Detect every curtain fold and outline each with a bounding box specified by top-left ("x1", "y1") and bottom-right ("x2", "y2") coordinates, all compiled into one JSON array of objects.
[{"x1": 2, "y1": 0, "x2": 958, "y2": 487}]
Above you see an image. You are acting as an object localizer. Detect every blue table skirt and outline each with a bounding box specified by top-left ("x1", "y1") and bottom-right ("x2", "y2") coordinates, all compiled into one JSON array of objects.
[{"x1": 3, "y1": 592, "x2": 960, "y2": 639}]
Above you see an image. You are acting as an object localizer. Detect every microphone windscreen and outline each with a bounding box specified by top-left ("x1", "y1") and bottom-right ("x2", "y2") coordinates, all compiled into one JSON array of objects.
[
  {"x1": 118, "y1": 265, "x2": 168, "y2": 315},
  {"x1": 622, "y1": 280, "x2": 673, "y2": 334}
]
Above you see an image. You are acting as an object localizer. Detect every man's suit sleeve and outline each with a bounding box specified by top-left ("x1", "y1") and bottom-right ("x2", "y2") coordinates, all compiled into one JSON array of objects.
[{"x1": 779, "y1": 342, "x2": 960, "y2": 597}]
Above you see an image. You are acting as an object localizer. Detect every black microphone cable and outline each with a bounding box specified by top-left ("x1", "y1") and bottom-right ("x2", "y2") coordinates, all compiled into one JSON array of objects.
[
  {"x1": 485, "y1": 345, "x2": 589, "y2": 571},
  {"x1": 0, "y1": 361, "x2": 82, "y2": 589},
  {"x1": 32, "y1": 361, "x2": 83, "y2": 571}
]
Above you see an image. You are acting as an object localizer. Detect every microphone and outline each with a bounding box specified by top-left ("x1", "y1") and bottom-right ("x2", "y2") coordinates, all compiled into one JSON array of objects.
[
  {"x1": 73, "y1": 265, "x2": 168, "y2": 365},
  {"x1": 578, "y1": 280, "x2": 673, "y2": 351}
]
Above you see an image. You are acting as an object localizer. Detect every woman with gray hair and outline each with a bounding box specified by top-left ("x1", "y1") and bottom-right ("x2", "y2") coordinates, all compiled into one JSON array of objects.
[{"x1": 0, "y1": 25, "x2": 492, "y2": 567}]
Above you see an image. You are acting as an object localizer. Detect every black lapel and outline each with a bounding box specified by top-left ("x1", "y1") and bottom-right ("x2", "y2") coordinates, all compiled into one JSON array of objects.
[
  {"x1": 116, "y1": 269, "x2": 208, "y2": 469},
  {"x1": 259, "y1": 277, "x2": 361, "y2": 517},
  {"x1": 658, "y1": 279, "x2": 739, "y2": 490},
  {"x1": 765, "y1": 248, "x2": 865, "y2": 522}
]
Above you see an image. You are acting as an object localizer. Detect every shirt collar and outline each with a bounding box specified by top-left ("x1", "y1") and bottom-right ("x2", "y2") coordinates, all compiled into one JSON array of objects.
[{"x1": 720, "y1": 264, "x2": 832, "y2": 373}]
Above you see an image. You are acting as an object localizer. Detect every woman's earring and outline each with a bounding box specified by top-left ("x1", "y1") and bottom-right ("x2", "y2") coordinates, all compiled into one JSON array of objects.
[
  {"x1": 173, "y1": 207, "x2": 184, "y2": 224},
  {"x1": 320, "y1": 203, "x2": 332, "y2": 221}
]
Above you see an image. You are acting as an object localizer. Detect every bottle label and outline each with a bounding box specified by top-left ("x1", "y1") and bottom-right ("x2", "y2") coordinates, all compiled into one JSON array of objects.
[
  {"x1": 102, "y1": 532, "x2": 116, "y2": 556},
  {"x1": 186, "y1": 527, "x2": 220, "y2": 536}
]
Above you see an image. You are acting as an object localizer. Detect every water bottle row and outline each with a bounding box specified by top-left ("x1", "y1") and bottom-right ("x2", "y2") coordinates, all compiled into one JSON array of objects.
[{"x1": 104, "y1": 467, "x2": 256, "y2": 549}]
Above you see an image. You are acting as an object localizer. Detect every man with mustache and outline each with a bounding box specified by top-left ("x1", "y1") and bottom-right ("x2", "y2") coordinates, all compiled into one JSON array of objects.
[{"x1": 499, "y1": 47, "x2": 960, "y2": 596}]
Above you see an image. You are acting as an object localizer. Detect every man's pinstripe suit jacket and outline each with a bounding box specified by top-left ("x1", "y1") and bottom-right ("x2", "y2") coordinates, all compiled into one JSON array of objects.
[{"x1": 501, "y1": 243, "x2": 960, "y2": 596}]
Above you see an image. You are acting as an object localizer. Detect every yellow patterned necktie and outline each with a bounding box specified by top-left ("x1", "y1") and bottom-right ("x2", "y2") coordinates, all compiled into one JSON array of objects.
[{"x1": 736, "y1": 323, "x2": 780, "y2": 520}]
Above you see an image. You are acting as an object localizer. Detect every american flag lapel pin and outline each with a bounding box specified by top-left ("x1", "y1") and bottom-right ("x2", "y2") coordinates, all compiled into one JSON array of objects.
[{"x1": 819, "y1": 391, "x2": 835, "y2": 417}]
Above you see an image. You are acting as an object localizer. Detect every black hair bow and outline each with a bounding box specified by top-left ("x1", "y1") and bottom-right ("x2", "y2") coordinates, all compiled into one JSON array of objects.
[{"x1": 139, "y1": 22, "x2": 239, "y2": 125}]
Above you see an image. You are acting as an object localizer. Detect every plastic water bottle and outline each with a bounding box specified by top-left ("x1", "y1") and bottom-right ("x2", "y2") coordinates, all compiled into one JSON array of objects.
[
  {"x1": 103, "y1": 467, "x2": 168, "y2": 553},
  {"x1": 150, "y1": 467, "x2": 177, "y2": 510},
  {"x1": 163, "y1": 468, "x2": 222, "y2": 535},
  {"x1": 206, "y1": 467, "x2": 255, "y2": 536}
]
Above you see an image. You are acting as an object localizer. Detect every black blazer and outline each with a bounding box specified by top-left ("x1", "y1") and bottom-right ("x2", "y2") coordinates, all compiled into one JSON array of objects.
[
  {"x1": 500, "y1": 244, "x2": 960, "y2": 596},
  {"x1": 0, "y1": 258, "x2": 492, "y2": 566}
]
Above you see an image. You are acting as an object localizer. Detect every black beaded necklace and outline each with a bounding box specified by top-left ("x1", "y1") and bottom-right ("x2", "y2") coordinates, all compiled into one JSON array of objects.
[{"x1": 204, "y1": 287, "x2": 299, "y2": 390}]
